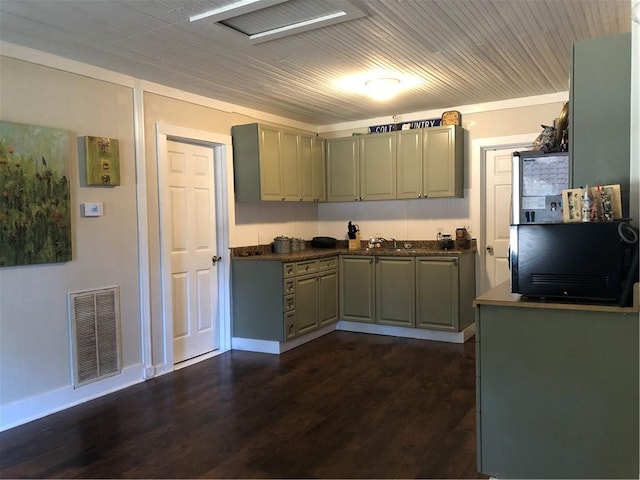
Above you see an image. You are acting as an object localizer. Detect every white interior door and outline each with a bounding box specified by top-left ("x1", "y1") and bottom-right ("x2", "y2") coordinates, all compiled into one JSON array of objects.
[
  {"x1": 484, "y1": 148, "x2": 514, "y2": 291},
  {"x1": 167, "y1": 140, "x2": 219, "y2": 363}
]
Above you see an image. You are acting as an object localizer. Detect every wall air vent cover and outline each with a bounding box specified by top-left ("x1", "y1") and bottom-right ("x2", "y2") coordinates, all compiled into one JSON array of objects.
[{"x1": 68, "y1": 286, "x2": 122, "y2": 388}]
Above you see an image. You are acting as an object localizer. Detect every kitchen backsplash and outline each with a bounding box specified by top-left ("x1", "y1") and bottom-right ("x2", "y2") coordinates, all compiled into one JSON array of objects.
[{"x1": 232, "y1": 198, "x2": 475, "y2": 248}]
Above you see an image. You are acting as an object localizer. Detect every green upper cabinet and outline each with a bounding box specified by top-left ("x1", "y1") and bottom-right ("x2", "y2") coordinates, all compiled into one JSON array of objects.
[
  {"x1": 423, "y1": 125, "x2": 463, "y2": 198},
  {"x1": 281, "y1": 130, "x2": 300, "y2": 201},
  {"x1": 326, "y1": 133, "x2": 396, "y2": 202},
  {"x1": 311, "y1": 137, "x2": 326, "y2": 202},
  {"x1": 327, "y1": 136, "x2": 360, "y2": 201},
  {"x1": 328, "y1": 126, "x2": 464, "y2": 202},
  {"x1": 397, "y1": 125, "x2": 464, "y2": 199},
  {"x1": 232, "y1": 123, "x2": 323, "y2": 202},
  {"x1": 570, "y1": 33, "x2": 631, "y2": 217},
  {"x1": 359, "y1": 132, "x2": 396, "y2": 200},
  {"x1": 298, "y1": 134, "x2": 314, "y2": 202}
]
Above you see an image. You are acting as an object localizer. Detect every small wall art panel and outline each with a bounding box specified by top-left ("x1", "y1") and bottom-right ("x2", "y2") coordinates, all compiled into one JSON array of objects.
[
  {"x1": 0, "y1": 121, "x2": 72, "y2": 267},
  {"x1": 81, "y1": 136, "x2": 120, "y2": 186}
]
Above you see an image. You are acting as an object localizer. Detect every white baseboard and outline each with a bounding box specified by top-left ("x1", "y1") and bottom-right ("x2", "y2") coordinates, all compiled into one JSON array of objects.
[
  {"x1": 337, "y1": 321, "x2": 476, "y2": 344},
  {"x1": 0, "y1": 364, "x2": 145, "y2": 432},
  {"x1": 232, "y1": 322, "x2": 475, "y2": 355},
  {"x1": 232, "y1": 323, "x2": 337, "y2": 354}
]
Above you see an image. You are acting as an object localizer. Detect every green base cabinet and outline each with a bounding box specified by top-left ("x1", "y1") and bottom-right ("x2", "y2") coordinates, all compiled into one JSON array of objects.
[
  {"x1": 339, "y1": 255, "x2": 375, "y2": 322},
  {"x1": 340, "y1": 254, "x2": 475, "y2": 331},
  {"x1": 476, "y1": 303, "x2": 639, "y2": 478},
  {"x1": 375, "y1": 256, "x2": 415, "y2": 326},
  {"x1": 232, "y1": 257, "x2": 338, "y2": 341},
  {"x1": 318, "y1": 269, "x2": 338, "y2": 326},
  {"x1": 415, "y1": 255, "x2": 475, "y2": 331}
]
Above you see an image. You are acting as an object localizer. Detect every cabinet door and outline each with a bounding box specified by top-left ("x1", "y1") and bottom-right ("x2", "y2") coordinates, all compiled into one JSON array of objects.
[
  {"x1": 571, "y1": 33, "x2": 631, "y2": 216},
  {"x1": 311, "y1": 137, "x2": 326, "y2": 202},
  {"x1": 375, "y1": 256, "x2": 415, "y2": 327},
  {"x1": 359, "y1": 132, "x2": 396, "y2": 200},
  {"x1": 296, "y1": 273, "x2": 319, "y2": 335},
  {"x1": 318, "y1": 270, "x2": 338, "y2": 326},
  {"x1": 258, "y1": 125, "x2": 284, "y2": 201},
  {"x1": 339, "y1": 256, "x2": 375, "y2": 322},
  {"x1": 423, "y1": 126, "x2": 463, "y2": 198},
  {"x1": 327, "y1": 137, "x2": 359, "y2": 202},
  {"x1": 396, "y1": 129, "x2": 423, "y2": 199},
  {"x1": 281, "y1": 130, "x2": 300, "y2": 201},
  {"x1": 298, "y1": 134, "x2": 314, "y2": 202},
  {"x1": 415, "y1": 257, "x2": 458, "y2": 330}
]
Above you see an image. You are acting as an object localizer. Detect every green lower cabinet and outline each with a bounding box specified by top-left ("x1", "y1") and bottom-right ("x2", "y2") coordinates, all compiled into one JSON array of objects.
[
  {"x1": 416, "y1": 257, "x2": 458, "y2": 330},
  {"x1": 339, "y1": 256, "x2": 375, "y2": 323},
  {"x1": 415, "y1": 255, "x2": 475, "y2": 331},
  {"x1": 340, "y1": 254, "x2": 474, "y2": 331},
  {"x1": 232, "y1": 257, "x2": 338, "y2": 342},
  {"x1": 296, "y1": 273, "x2": 320, "y2": 335},
  {"x1": 318, "y1": 270, "x2": 338, "y2": 326},
  {"x1": 375, "y1": 256, "x2": 415, "y2": 327}
]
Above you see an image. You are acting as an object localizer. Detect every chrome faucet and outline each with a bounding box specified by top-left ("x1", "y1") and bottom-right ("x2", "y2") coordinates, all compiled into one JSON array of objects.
[{"x1": 382, "y1": 238, "x2": 397, "y2": 248}]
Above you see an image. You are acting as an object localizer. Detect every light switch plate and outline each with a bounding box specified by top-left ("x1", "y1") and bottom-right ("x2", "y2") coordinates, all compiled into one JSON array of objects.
[{"x1": 82, "y1": 202, "x2": 103, "y2": 217}]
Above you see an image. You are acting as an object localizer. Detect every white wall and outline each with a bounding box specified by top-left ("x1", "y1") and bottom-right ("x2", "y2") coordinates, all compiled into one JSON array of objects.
[
  {"x1": 0, "y1": 57, "x2": 142, "y2": 420},
  {"x1": 1, "y1": 24, "x2": 636, "y2": 429}
]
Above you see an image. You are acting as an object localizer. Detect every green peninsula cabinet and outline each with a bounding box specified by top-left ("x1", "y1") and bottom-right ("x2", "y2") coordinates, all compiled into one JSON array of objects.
[
  {"x1": 231, "y1": 123, "x2": 324, "y2": 202},
  {"x1": 232, "y1": 257, "x2": 338, "y2": 341},
  {"x1": 474, "y1": 283, "x2": 639, "y2": 478}
]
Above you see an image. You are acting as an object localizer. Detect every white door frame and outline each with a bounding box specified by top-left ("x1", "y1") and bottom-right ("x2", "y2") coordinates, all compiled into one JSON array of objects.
[
  {"x1": 155, "y1": 123, "x2": 233, "y2": 370},
  {"x1": 474, "y1": 133, "x2": 537, "y2": 294}
]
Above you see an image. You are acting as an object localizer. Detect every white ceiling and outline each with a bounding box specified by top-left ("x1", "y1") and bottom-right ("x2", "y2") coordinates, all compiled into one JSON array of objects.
[{"x1": 0, "y1": 0, "x2": 632, "y2": 126}]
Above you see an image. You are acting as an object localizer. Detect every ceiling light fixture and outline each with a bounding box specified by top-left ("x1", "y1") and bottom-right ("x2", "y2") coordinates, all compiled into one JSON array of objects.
[{"x1": 365, "y1": 77, "x2": 402, "y2": 101}]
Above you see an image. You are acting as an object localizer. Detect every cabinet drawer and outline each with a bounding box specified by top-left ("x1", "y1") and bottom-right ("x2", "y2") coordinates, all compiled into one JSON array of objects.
[
  {"x1": 295, "y1": 260, "x2": 317, "y2": 275},
  {"x1": 284, "y1": 311, "x2": 296, "y2": 340},
  {"x1": 283, "y1": 262, "x2": 296, "y2": 278},
  {"x1": 317, "y1": 256, "x2": 337, "y2": 271},
  {"x1": 283, "y1": 278, "x2": 296, "y2": 295},
  {"x1": 284, "y1": 294, "x2": 296, "y2": 312}
]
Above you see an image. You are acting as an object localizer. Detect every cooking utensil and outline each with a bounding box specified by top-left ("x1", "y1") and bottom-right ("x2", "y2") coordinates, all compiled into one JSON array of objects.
[{"x1": 311, "y1": 236, "x2": 337, "y2": 248}]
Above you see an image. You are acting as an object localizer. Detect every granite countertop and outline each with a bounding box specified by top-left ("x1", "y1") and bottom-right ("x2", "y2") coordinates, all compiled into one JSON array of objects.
[
  {"x1": 232, "y1": 239, "x2": 477, "y2": 261},
  {"x1": 473, "y1": 281, "x2": 639, "y2": 313}
]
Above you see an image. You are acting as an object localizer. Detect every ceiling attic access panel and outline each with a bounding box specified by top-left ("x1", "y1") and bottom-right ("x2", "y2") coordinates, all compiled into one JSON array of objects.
[{"x1": 191, "y1": 0, "x2": 368, "y2": 44}]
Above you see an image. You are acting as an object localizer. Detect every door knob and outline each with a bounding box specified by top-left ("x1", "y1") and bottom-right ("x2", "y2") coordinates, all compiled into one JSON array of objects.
[
  {"x1": 486, "y1": 246, "x2": 494, "y2": 255},
  {"x1": 211, "y1": 255, "x2": 222, "y2": 264}
]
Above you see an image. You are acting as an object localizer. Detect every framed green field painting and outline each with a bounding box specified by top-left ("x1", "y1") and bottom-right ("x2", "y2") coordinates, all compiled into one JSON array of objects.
[{"x1": 0, "y1": 121, "x2": 72, "y2": 266}]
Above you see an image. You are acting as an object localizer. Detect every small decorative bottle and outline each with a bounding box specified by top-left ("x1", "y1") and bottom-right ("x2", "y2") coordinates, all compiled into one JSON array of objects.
[{"x1": 581, "y1": 186, "x2": 591, "y2": 222}]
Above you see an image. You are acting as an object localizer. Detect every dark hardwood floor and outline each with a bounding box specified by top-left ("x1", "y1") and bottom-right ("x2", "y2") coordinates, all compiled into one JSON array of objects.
[{"x1": 0, "y1": 331, "x2": 486, "y2": 479}]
